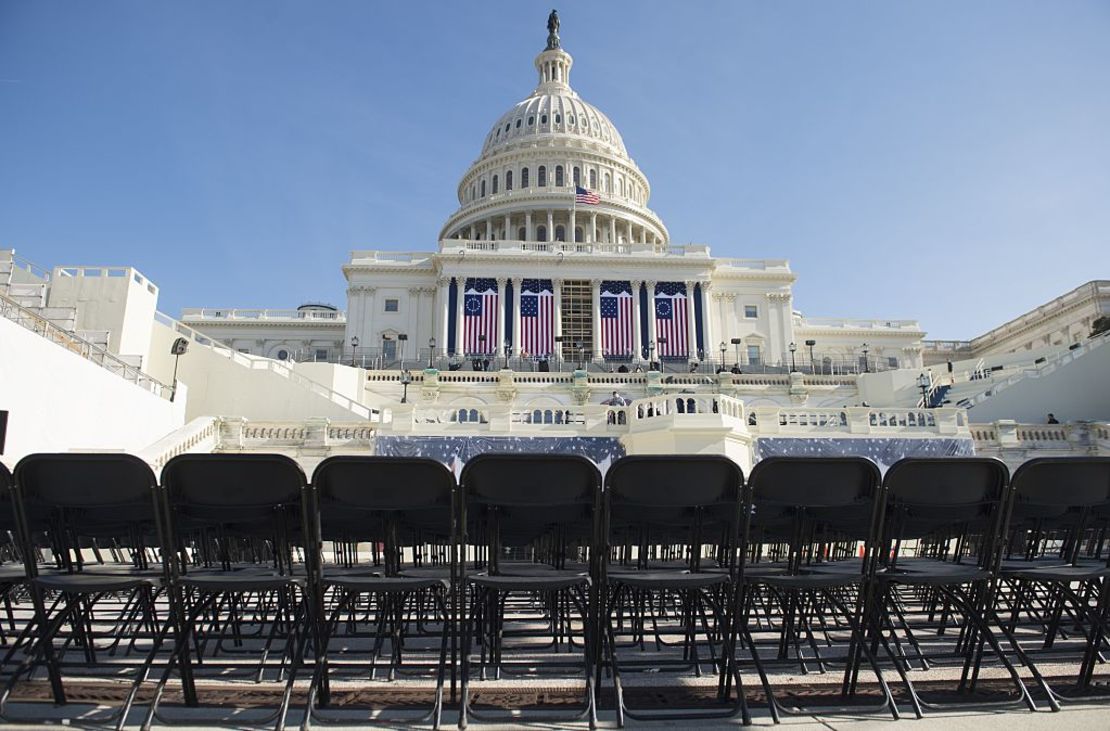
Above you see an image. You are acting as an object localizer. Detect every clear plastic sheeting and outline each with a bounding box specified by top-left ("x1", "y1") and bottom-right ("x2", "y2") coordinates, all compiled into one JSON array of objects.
[{"x1": 755, "y1": 437, "x2": 974, "y2": 472}]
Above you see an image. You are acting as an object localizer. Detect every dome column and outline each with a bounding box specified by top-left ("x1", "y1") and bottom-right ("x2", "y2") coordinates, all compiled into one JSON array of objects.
[
  {"x1": 525, "y1": 212, "x2": 533, "y2": 241},
  {"x1": 569, "y1": 206, "x2": 576, "y2": 245},
  {"x1": 546, "y1": 210, "x2": 554, "y2": 242},
  {"x1": 609, "y1": 216, "x2": 616, "y2": 245},
  {"x1": 589, "y1": 212, "x2": 597, "y2": 243},
  {"x1": 485, "y1": 219, "x2": 493, "y2": 241},
  {"x1": 504, "y1": 214, "x2": 511, "y2": 241}
]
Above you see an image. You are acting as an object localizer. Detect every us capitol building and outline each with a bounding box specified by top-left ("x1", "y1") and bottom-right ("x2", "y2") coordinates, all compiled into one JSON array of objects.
[
  {"x1": 2, "y1": 13, "x2": 1106, "y2": 473},
  {"x1": 181, "y1": 17, "x2": 926, "y2": 375}
]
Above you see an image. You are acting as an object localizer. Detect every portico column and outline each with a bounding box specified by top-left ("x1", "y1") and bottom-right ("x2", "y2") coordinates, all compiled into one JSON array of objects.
[
  {"x1": 685, "y1": 280, "x2": 698, "y2": 360},
  {"x1": 496, "y1": 277, "x2": 507, "y2": 357},
  {"x1": 700, "y1": 282, "x2": 715, "y2": 359},
  {"x1": 512, "y1": 276, "x2": 523, "y2": 356},
  {"x1": 553, "y1": 278, "x2": 563, "y2": 357},
  {"x1": 591, "y1": 279, "x2": 603, "y2": 360},
  {"x1": 437, "y1": 277, "x2": 450, "y2": 359},
  {"x1": 454, "y1": 276, "x2": 466, "y2": 356},
  {"x1": 631, "y1": 279, "x2": 643, "y2": 360},
  {"x1": 646, "y1": 280, "x2": 658, "y2": 358}
]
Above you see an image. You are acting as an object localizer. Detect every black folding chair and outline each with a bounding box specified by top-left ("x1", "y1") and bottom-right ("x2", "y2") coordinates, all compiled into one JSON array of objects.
[
  {"x1": 876, "y1": 457, "x2": 1050, "y2": 715},
  {"x1": 0, "y1": 462, "x2": 25, "y2": 649},
  {"x1": 303, "y1": 456, "x2": 455, "y2": 728},
  {"x1": 997, "y1": 457, "x2": 1110, "y2": 702},
  {"x1": 2, "y1": 453, "x2": 166, "y2": 727},
  {"x1": 601, "y1": 454, "x2": 749, "y2": 724},
  {"x1": 457, "y1": 453, "x2": 601, "y2": 728},
  {"x1": 739, "y1": 456, "x2": 898, "y2": 722},
  {"x1": 143, "y1": 453, "x2": 312, "y2": 729}
]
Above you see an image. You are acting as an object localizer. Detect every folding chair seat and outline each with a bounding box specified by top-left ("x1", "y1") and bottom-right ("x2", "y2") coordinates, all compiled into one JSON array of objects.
[
  {"x1": 996, "y1": 457, "x2": 1110, "y2": 701},
  {"x1": 142, "y1": 453, "x2": 313, "y2": 729},
  {"x1": 876, "y1": 457, "x2": 1050, "y2": 716},
  {"x1": 601, "y1": 455, "x2": 748, "y2": 725},
  {"x1": 303, "y1": 456, "x2": 455, "y2": 728},
  {"x1": 738, "y1": 456, "x2": 898, "y2": 723},
  {"x1": 1, "y1": 453, "x2": 166, "y2": 727},
  {"x1": 458, "y1": 453, "x2": 601, "y2": 728}
]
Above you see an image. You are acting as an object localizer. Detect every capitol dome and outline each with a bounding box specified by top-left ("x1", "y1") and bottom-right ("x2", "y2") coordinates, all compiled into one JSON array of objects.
[{"x1": 438, "y1": 14, "x2": 668, "y2": 248}]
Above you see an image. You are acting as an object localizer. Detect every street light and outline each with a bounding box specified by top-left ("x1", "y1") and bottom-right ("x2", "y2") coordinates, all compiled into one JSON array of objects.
[
  {"x1": 397, "y1": 333, "x2": 408, "y2": 369},
  {"x1": 917, "y1": 372, "x2": 931, "y2": 408},
  {"x1": 400, "y1": 369, "x2": 412, "y2": 404},
  {"x1": 789, "y1": 342, "x2": 797, "y2": 373},
  {"x1": 646, "y1": 341, "x2": 655, "y2": 370},
  {"x1": 861, "y1": 342, "x2": 870, "y2": 373},
  {"x1": 719, "y1": 341, "x2": 727, "y2": 370},
  {"x1": 350, "y1": 336, "x2": 359, "y2": 367},
  {"x1": 427, "y1": 337, "x2": 436, "y2": 368},
  {"x1": 805, "y1": 339, "x2": 816, "y2": 372}
]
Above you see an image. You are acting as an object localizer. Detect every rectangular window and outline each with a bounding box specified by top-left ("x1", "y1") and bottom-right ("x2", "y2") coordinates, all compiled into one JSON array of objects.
[
  {"x1": 744, "y1": 305, "x2": 758, "y2": 318},
  {"x1": 384, "y1": 298, "x2": 399, "y2": 312},
  {"x1": 315, "y1": 349, "x2": 329, "y2": 362},
  {"x1": 746, "y1": 345, "x2": 761, "y2": 365},
  {"x1": 238, "y1": 348, "x2": 250, "y2": 354},
  {"x1": 887, "y1": 356, "x2": 899, "y2": 368}
]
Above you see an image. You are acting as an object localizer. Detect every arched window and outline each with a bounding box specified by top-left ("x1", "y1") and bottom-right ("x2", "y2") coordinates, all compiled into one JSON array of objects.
[
  {"x1": 604, "y1": 172, "x2": 611, "y2": 192},
  {"x1": 555, "y1": 165, "x2": 564, "y2": 187},
  {"x1": 618, "y1": 178, "x2": 624, "y2": 196},
  {"x1": 541, "y1": 114, "x2": 548, "y2": 125},
  {"x1": 555, "y1": 113, "x2": 562, "y2": 124},
  {"x1": 589, "y1": 169, "x2": 597, "y2": 189},
  {"x1": 538, "y1": 166, "x2": 547, "y2": 187},
  {"x1": 537, "y1": 225, "x2": 548, "y2": 242},
  {"x1": 573, "y1": 167, "x2": 581, "y2": 186},
  {"x1": 505, "y1": 170, "x2": 513, "y2": 190},
  {"x1": 517, "y1": 226, "x2": 526, "y2": 240},
  {"x1": 528, "y1": 116, "x2": 534, "y2": 126},
  {"x1": 575, "y1": 226, "x2": 583, "y2": 243},
  {"x1": 480, "y1": 179, "x2": 486, "y2": 197},
  {"x1": 555, "y1": 225, "x2": 565, "y2": 242},
  {"x1": 492, "y1": 174, "x2": 498, "y2": 194},
  {"x1": 515, "y1": 119, "x2": 522, "y2": 128},
  {"x1": 521, "y1": 168, "x2": 530, "y2": 188}
]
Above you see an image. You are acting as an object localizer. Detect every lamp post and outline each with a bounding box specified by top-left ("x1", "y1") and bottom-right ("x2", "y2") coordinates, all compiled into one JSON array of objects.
[
  {"x1": 427, "y1": 337, "x2": 436, "y2": 369},
  {"x1": 575, "y1": 341, "x2": 584, "y2": 370},
  {"x1": 504, "y1": 338, "x2": 512, "y2": 370},
  {"x1": 397, "y1": 333, "x2": 408, "y2": 370},
  {"x1": 789, "y1": 342, "x2": 797, "y2": 373},
  {"x1": 805, "y1": 339, "x2": 816, "y2": 373},
  {"x1": 400, "y1": 369, "x2": 412, "y2": 404},
  {"x1": 730, "y1": 337, "x2": 742, "y2": 370},
  {"x1": 918, "y1": 372, "x2": 931, "y2": 408},
  {"x1": 646, "y1": 341, "x2": 655, "y2": 370},
  {"x1": 719, "y1": 341, "x2": 727, "y2": 370},
  {"x1": 350, "y1": 336, "x2": 359, "y2": 368},
  {"x1": 656, "y1": 336, "x2": 667, "y2": 372},
  {"x1": 861, "y1": 342, "x2": 870, "y2": 373}
]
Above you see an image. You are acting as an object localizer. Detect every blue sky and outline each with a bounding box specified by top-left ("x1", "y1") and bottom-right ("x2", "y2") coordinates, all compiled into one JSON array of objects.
[{"x1": 1, "y1": 1, "x2": 1107, "y2": 339}]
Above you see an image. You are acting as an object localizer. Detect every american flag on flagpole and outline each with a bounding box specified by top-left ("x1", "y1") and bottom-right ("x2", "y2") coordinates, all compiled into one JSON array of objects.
[
  {"x1": 654, "y1": 282, "x2": 689, "y2": 358},
  {"x1": 600, "y1": 280, "x2": 633, "y2": 357},
  {"x1": 575, "y1": 185, "x2": 600, "y2": 205},
  {"x1": 519, "y1": 278, "x2": 554, "y2": 356},
  {"x1": 463, "y1": 278, "x2": 498, "y2": 355}
]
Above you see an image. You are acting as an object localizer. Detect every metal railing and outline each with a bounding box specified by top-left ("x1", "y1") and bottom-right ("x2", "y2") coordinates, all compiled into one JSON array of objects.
[{"x1": 1, "y1": 292, "x2": 171, "y2": 399}]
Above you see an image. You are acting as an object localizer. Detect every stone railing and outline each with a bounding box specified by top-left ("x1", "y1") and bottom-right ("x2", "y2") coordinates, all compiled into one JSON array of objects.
[
  {"x1": 2, "y1": 291, "x2": 172, "y2": 399},
  {"x1": 972, "y1": 421, "x2": 1110, "y2": 456},
  {"x1": 748, "y1": 406, "x2": 968, "y2": 437},
  {"x1": 180, "y1": 307, "x2": 346, "y2": 322},
  {"x1": 220, "y1": 417, "x2": 375, "y2": 450},
  {"x1": 797, "y1": 317, "x2": 922, "y2": 332},
  {"x1": 136, "y1": 416, "x2": 220, "y2": 472},
  {"x1": 438, "y1": 239, "x2": 732, "y2": 259}
]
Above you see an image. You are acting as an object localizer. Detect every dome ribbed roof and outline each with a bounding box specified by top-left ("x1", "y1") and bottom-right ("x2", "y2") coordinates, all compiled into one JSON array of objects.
[{"x1": 480, "y1": 93, "x2": 628, "y2": 160}]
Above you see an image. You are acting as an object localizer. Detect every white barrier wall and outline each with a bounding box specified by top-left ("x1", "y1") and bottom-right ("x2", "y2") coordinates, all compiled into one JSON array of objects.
[{"x1": 0, "y1": 317, "x2": 184, "y2": 464}]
